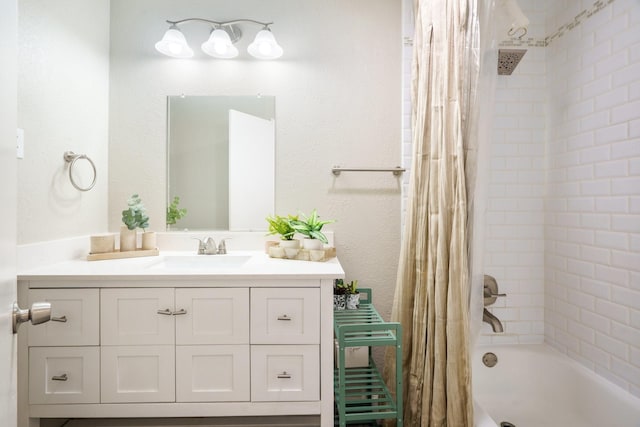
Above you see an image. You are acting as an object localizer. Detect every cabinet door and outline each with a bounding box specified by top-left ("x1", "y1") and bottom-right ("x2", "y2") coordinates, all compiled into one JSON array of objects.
[
  {"x1": 175, "y1": 288, "x2": 249, "y2": 345},
  {"x1": 101, "y1": 288, "x2": 174, "y2": 345},
  {"x1": 251, "y1": 345, "x2": 319, "y2": 402},
  {"x1": 251, "y1": 288, "x2": 320, "y2": 344},
  {"x1": 176, "y1": 345, "x2": 250, "y2": 402},
  {"x1": 28, "y1": 289, "x2": 99, "y2": 346},
  {"x1": 101, "y1": 345, "x2": 175, "y2": 403},
  {"x1": 29, "y1": 347, "x2": 99, "y2": 404}
]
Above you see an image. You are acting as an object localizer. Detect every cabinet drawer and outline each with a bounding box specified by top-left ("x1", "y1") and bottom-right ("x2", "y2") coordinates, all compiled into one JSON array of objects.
[
  {"x1": 250, "y1": 345, "x2": 319, "y2": 402},
  {"x1": 101, "y1": 345, "x2": 175, "y2": 403},
  {"x1": 250, "y1": 288, "x2": 320, "y2": 344},
  {"x1": 176, "y1": 345, "x2": 250, "y2": 402},
  {"x1": 101, "y1": 288, "x2": 174, "y2": 345},
  {"x1": 29, "y1": 346, "x2": 99, "y2": 404},
  {"x1": 175, "y1": 288, "x2": 249, "y2": 345},
  {"x1": 28, "y1": 289, "x2": 99, "y2": 346}
]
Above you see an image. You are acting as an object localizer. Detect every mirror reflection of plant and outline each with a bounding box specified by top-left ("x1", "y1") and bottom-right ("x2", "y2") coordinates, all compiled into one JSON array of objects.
[
  {"x1": 167, "y1": 196, "x2": 187, "y2": 226},
  {"x1": 290, "y1": 209, "x2": 335, "y2": 244},
  {"x1": 122, "y1": 194, "x2": 149, "y2": 231},
  {"x1": 265, "y1": 214, "x2": 299, "y2": 241}
]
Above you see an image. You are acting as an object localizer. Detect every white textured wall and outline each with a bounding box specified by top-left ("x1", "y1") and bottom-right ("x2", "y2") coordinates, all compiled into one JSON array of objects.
[
  {"x1": 109, "y1": 0, "x2": 402, "y2": 319},
  {"x1": 544, "y1": 0, "x2": 640, "y2": 398},
  {"x1": 17, "y1": 0, "x2": 110, "y2": 244}
]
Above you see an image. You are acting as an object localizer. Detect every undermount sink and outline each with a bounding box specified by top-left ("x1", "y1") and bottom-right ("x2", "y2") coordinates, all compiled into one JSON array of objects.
[{"x1": 148, "y1": 254, "x2": 252, "y2": 270}]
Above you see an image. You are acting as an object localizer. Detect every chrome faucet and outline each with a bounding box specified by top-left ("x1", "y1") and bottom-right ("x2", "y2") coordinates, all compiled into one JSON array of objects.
[
  {"x1": 483, "y1": 308, "x2": 504, "y2": 333},
  {"x1": 194, "y1": 237, "x2": 229, "y2": 255},
  {"x1": 483, "y1": 274, "x2": 506, "y2": 333}
]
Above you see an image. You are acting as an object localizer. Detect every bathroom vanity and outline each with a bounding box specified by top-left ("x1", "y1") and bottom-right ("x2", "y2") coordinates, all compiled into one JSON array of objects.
[{"x1": 17, "y1": 251, "x2": 344, "y2": 427}]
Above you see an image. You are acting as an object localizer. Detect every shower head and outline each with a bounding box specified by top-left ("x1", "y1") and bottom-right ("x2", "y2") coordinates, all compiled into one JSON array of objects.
[{"x1": 497, "y1": 49, "x2": 527, "y2": 75}]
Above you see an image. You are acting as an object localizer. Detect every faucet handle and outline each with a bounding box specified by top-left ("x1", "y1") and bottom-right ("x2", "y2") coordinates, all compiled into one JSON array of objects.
[
  {"x1": 204, "y1": 237, "x2": 217, "y2": 254},
  {"x1": 193, "y1": 238, "x2": 206, "y2": 255},
  {"x1": 217, "y1": 238, "x2": 230, "y2": 254}
]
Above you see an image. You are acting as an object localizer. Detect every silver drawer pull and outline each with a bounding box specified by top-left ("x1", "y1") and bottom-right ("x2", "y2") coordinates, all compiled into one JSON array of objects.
[
  {"x1": 51, "y1": 373, "x2": 68, "y2": 381},
  {"x1": 51, "y1": 315, "x2": 68, "y2": 322},
  {"x1": 157, "y1": 308, "x2": 172, "y2": 315},
  {"x1": 277, "y1": 371, "x2": 291, "y2": 379},
  {"x1": 172, "y1": 309, "x2": 187, "y2": 316},
  {"x1": 277, "y1": 315, "x2": 292, "y2": 321}
]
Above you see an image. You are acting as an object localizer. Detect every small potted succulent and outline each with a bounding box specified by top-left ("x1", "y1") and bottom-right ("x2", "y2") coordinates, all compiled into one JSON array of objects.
[
  {"x1": 290, "y1": 209, "x2": 335, "y2": 250},
  {"x1": 345, "y1": 280, "x2": 360, "y2": 309},
  {"x1": 266, "y1": 214, "x2": 300, "y2": 258},
  {"x1": 333, "y1": 279, "x2": 348, "y2": 310},
  {"x1": 120, "y1": 194, "x2": 152, "y2": 251},
  {"x1": 166, "y1": 196, "x2": 187, "y2": 229}
]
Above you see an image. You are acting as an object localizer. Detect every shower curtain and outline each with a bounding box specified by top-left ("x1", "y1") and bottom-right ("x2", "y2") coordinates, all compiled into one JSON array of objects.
[{"x1": 384, "y1": 0, "x2": 496, "y2": 425}]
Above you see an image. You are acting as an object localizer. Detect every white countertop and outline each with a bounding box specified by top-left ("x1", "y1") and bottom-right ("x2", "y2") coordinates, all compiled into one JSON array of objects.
[{"x1": 18, "y1": 250, "x2": 345, "y2": 282}]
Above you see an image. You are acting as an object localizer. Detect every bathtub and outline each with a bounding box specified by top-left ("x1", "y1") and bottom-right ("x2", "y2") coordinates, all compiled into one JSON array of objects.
[{"x1": 472, "y1": 344, "x2": 640, "y2": 427}]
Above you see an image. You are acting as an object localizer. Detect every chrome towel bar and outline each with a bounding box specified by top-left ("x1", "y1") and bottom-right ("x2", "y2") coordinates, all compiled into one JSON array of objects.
[
  {"x1": 64, "y1": 151, "x2": 97, "y2": 191},
  {"x1": 331, "y1": 166, "x2": 405, "y2": 176}
]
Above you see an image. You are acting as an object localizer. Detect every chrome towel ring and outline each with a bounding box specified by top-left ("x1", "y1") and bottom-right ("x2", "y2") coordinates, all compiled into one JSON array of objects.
[{"x1": 63, "y1": 151, "x2": 97, "y2": 191}]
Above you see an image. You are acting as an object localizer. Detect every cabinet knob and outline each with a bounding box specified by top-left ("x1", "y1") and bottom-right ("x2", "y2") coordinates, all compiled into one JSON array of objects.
[
  {"x1": 277, "y1": 315, "x2": 292, "y2": 321},
  {"x1": 51, "y1": 373, "x2": 68, "y2": 381},
  {"x1": 51, "y1": 315, "x2": 68, "y2": 322},
  {"x1": 12, "y1": 301, "x2": 51, "y2": 333},
  {"x1": 277, "y1": 371, "x2": 292, "y2": 379}
]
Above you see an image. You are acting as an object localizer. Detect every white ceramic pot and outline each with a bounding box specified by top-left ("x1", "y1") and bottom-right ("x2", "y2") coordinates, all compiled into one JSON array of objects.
[
  {"x1": 119, "y1": 226, "x2": 137, "y2": 252},
  {"x1": 346, "y1": 293, "x2": 360, "y2": 310},
  {"x1": 279, "y1": 239, "x2": 300, "y2": 249},
  {"x1": 302, "y1": 238, "x2": 323, "y2": 250},
  {"x1": 141, "y1": 231, "x2": 156, "y2": 250}
]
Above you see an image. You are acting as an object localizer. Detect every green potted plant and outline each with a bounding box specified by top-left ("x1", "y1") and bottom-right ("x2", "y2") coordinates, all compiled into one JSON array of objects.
[
  {"x1": 166, "y1": 196, "x2": 187, "y2": 229},
  {"x1": 120, "y1": 194, "x2": 151, "y2": 251},
  {"x1": 333, "y1": 279, "x2": 348, "y2": 310},
  {"x1": 290, "y1": 209, "x2": 335, "y2": 250},
  {"x1": 266, "y1": 214, "x2": 300, "y2": 258},
  {"x1": 345, "y1": 280, "x2": 360, "y2": 309}
]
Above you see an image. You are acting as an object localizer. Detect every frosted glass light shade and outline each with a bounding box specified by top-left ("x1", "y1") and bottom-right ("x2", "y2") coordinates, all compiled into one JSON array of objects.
[
  {"x1": 201, "y1": 28, "x2": 239, "y2": 59},
  {"x1": 247, "y1": 29, "x2": 283, "y2": 59},
  {"x1": 155, "y1": 26, "x2": 193, "y2": 58}
]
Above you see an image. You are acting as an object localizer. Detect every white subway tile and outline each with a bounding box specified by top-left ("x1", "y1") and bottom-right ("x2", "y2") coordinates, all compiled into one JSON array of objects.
[
  {"x1": 595, "y1": 86, "x2": 629, "y2": 111},
  {"x1": 595, "y1": 49, "x2": 629, "y2": 78},
  {"x1": 579, "y1": 145, "x2": 611, "y2": 164},
  {"x1": 612, "y1": 322, "x2": 640, "y2": 347},
  {"x1": 595, "y1": 332, "x2": 628, "y2": 360},
  {"x1": 596, "y1": 299, "x2": 630, "y2": 324},
  {"x1": 567, "y1": 289, "x2": 596, "y2": 310},
  {"x1": 581, "y1": 75, "x2": 612, "y2": 99},
  {"x1": 580, "y1": 111, "x2": 611, "y2": 132},
  {"x1": 612, "y1": 177, "x2": 640, "y2": 195},
  {"x1": 581, "y1": 277, "x2": 611, "y2": 299},
  {"x1": 612, "y1": 61, "x2": 640, "y2": 88},
  {"x1": 611, "y1": 214, "x2": 640, "y2": 232},
  {"x1": 580, "y1": 213, "x2": 611, "y2": 229},
  {"x1": 629, "y1": 197, "x2": 640, "y2": 213},
  {"x1": 580, "y1": 179, "x2": 611, "y2": 196},
  {"x1": 581, "y1": 40, "x2": 612, "y2": 66},
  {"x1": 595, "y1": 159, "x2": 629, "y2": 177},
  {"x1": 631, "y1": 309, "x2": 640, "y2": 329},
  {"x1": 594, "y1": 123, "x2": 629, "y2": 144},
  {"x1": 595, "y1": 230, "x2": 630, "y2": 250},
  {"x1": 595, "y1": 197, "x2": 628, "y2": 213},
  {"x1": 580, "y1": 245, "x2": 611, "y2": 264},
  {"x1": 568, "y1": 319, "x2": 596, "y2": 343},
  {"x1": 566, "y1": 228, "x2": 595, "y2": 244},
  {"x1": 581, "y1": 341, "x2": 612, "y2": 367},
  {"x1": 567, "y1": 164, "x2": 594, "y2": 181},
  {"x1": 612, "y1": 285, "x2": 640, "y2": 310},
  {"x1": 628, "y1": 119, "x2": 640, "y2": 137},
  {"x1": 612, "y1": 99, "x2": 640, "y2": 124},
  {"x1": 612, "y1": 250, "x2": 640, "y2": 272},
  {"x1": 596, "y1": 263, "x2": 631, "y2": 286},
  {"x1": 611, "y1": 139, "x2": 640, "y2": 159}
]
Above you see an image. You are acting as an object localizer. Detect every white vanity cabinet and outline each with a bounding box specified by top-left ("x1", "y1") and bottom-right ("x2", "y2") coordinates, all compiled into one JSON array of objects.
[{"x1": 19, "y1": 270, "x2": 338, "y2": 427}]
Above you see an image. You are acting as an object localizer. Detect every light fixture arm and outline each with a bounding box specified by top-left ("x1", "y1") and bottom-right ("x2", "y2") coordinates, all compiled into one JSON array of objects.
[{"x1": 166, "y1": 18, "x2": 273, "y2": 28}]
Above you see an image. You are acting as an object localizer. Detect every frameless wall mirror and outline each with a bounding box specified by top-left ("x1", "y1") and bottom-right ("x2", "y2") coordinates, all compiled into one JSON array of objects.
[{"x1": 167, "y1": 95, "x2": 275, "y2": 231}]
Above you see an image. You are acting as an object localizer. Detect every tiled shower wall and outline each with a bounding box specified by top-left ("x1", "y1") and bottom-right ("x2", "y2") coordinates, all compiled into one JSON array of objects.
[
  {"x1": 480, "y1": 0, "x2": 548, "y2": 344},
  {"x1": 544, "y1": 0, "x2": 640, "y2": 397}
]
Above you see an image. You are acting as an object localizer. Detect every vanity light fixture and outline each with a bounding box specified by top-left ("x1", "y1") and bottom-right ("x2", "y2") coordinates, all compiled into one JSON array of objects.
[{"x1": 155, "y1": 18, "x2": 283, "y2": 60}]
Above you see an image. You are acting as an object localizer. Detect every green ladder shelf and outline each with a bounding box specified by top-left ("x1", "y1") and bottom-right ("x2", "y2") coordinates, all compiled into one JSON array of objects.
[{"x1": 333, "y1": 288, "x2": 403, "y2": 427}]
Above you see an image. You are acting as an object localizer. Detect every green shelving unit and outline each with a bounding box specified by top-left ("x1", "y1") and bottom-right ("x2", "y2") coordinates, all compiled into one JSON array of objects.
[{"x1": 333, "y1": 288, "x2": 403, "y2": 427}]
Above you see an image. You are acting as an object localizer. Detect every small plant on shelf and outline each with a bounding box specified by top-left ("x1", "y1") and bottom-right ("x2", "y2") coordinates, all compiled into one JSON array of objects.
[
  {"x1": 290, "y1": 209, "x2": 335, "y2": 248},
  {"x1": 345, "y1": 280, "x2": 360, "y2": 309},
  {"x1": 122, "y1": 194, "x2": 149, "y2": 231},
  {"x1": 333, "y1": 279, "x2": 348, "y2": 310},
  {"x1": 266, "y1": 214, "x2": 299, "y2": 241},
  {"x1": 167, "y1": 196, "x2": 187, "y2": 227}
]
